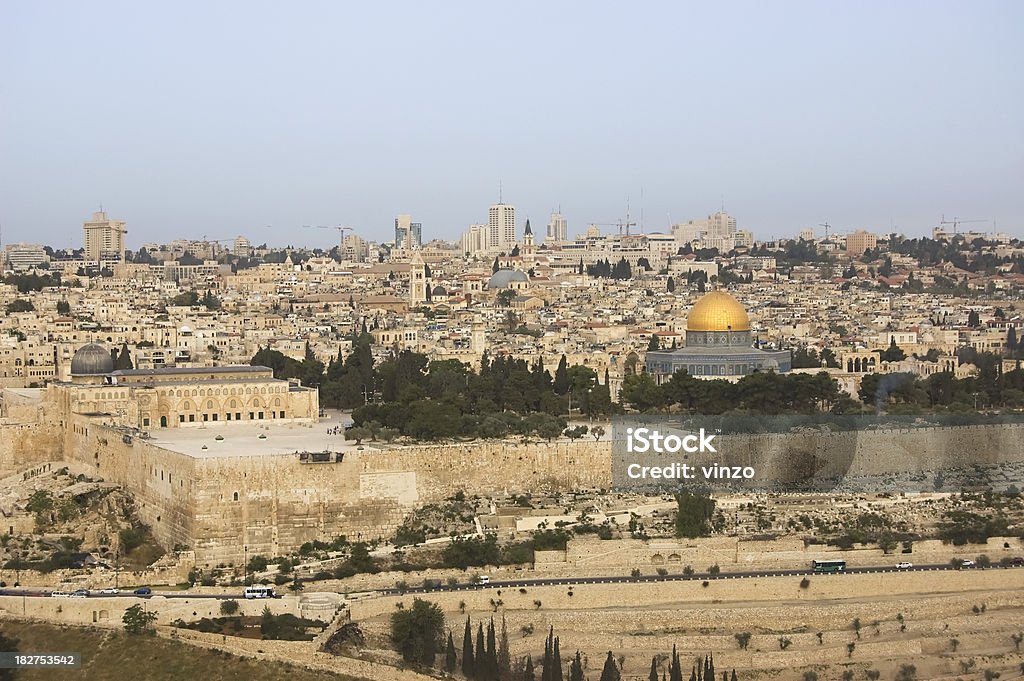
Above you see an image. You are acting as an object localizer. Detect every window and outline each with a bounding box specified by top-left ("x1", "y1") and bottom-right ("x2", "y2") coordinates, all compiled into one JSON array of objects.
[{"x1": 179, "y1": 415, "x2": 185, "y2": 423}]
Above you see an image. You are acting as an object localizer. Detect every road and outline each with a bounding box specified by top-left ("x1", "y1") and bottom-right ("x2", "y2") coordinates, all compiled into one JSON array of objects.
[{"x1": 2, "y1": 562, "x2": 1020, "y2": 600}]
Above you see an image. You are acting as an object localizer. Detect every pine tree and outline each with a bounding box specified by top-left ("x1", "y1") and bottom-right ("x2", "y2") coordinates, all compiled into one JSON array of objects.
[
  {"x1": 599, "y1": 651, "x2": 620, "y2": 681},
  {"x1": 445, "y1": 631, "x2": 457, "y2": 673},
  {"x1": 462, "y1": 618, "x2": 475, "y2": 678},
  {"x1": 667, "y1": 276, "x2": 676, "y2": 292},
  {"x1": 649, "y1": 657, "x2": 660, "y2": 681}
]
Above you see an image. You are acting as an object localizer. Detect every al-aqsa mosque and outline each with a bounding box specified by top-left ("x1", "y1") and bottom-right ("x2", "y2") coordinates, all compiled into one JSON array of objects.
[{"x1": 645, "y1": 290, "x2": 791, "y2": 381}]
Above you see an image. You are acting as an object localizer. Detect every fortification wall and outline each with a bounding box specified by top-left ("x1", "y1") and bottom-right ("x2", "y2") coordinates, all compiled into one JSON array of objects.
[
  {"x1": 347, "y1": 567, "x2": 1024, "y2": 622},
  {"x1": 62, "y1": 416, "x2": 198, "y2": 553}
]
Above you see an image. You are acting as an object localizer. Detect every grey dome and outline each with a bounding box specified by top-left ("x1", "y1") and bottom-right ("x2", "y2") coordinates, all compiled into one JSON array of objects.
[
  {"x1": 70, "y1": 343, "x2": 114, "y2": 376},
  {"x1": 431, "y1": 285, "x2": 447, "y2": 296},
  {"x1": 487, "y1": 269, "x2": 529, "y2": 289}
]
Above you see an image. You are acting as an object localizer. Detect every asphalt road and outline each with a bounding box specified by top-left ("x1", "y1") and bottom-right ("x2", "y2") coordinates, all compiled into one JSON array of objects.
[{"x1": 3, "y1": 561, "x2": 1020, "y2": 600}]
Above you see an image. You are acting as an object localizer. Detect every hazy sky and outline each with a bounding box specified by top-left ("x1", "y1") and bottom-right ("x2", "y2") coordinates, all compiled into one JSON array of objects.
[{"x1": 1, "y1": 1, "x2": 1021, "y2": 249}]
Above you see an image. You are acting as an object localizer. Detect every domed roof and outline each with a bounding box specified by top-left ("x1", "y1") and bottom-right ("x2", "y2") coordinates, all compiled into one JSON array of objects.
[
  {"x1": 686, "y1": 291, "x2": 750, "y2": 332},
  {"x1": 487, "y1": 269, "x2": 529, "y2": 289},
  {"x1": 431, "y1": 285, "x2": 447, "y2": 296},
  {"x1": 70, "y1": 343, "x2": 114, "y2": 376}
]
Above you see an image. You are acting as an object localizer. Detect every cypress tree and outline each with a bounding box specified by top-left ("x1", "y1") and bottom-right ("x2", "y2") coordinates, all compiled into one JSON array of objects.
[
  {"x1": 475, "y1": 623, "x2": 486, "y2": 679},
  {"x1": 486, "y1": 617, "x2": 497, "y2": 678},
  {"x1": 462, "y1": 617, "x2": 475, "y2": 678},
  {"x1": 649, "y1": 657, "x2": 660, "y2": 681},
  {"x1": 541, "y1": 628, "x2": 554, "y2": 681},
  {"x1": 568, "y1": 651, "x2": 585, "y2": 681},
  {"x1": 497, "y1": 616, "x2": 511, "y2": 680},
  {"x1": 552, "y1": 636, "x2": 563, "y2": 681},
  {"x1": 523, "y1": 655, "x2": 536, "y2": 681},
  {"x1": 553, "y1": 354, "x2": 569, "y2": 394},
  {"x1": 598, "y1": 651, "x2": 620, "y2": 681},
  {"x1": 445, "y1": 631, "x2": 457, "y2": 673},
  {"x1": 669, "y1": 644, "x2": 683, "y2": 681}
]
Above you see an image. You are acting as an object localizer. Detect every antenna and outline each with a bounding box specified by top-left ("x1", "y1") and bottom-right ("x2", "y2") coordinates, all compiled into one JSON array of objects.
[
  {"x1": 640, "y1": 186, "x2": 644, "y2": 234},
  {"x1": 498, "y1": 180, "x2": 503, "y2": 204},
  {"x1": 721, "y1": 194, "x2": 725, "y2": 213}
]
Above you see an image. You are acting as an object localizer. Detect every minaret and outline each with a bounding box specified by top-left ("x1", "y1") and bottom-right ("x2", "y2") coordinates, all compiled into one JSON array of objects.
[
  {"x1": 522, "y1": 219, "x2": 535, "y2": 256},
  {"x1": 409, "y1": 251, "x2": 426, "y2": 307}
]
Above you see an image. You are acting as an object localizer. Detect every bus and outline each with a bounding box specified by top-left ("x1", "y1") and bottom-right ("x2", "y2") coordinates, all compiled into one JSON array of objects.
[
  {"x1": 812, "y1": 560, "x2": 847, "y2": 573},
  {"x1": 244, "y1": 585, "x2": 275, "y2": 599}
]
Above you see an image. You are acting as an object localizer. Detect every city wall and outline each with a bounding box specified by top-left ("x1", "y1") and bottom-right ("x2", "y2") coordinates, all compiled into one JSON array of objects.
[
  {"x1": 347, "y1": 567, "x2": 1024, "y2": 621},
  {"x1": 6, "y1": 412, "x2": 1024, "y2": 566}
]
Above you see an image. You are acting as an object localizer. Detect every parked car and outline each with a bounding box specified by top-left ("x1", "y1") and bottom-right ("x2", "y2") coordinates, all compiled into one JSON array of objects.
[
  {"x1": 1011, "y1": 557, "x2": 1024, "y2": 566},
  {"x1": 98, "y1": 587, "x2": 120, "y2": 594},
  {"x1": 133, "y1": 587, "x2": 152, "y2": 596},
  {"x1": 70, "y1": 589, "x2": 89, "y2": 598},
  {"x1": 960, "y1": 559, "x2": 976, "y2": 568},
  {"x1": 895, "y1": 562, "x2": 913, "y2": 569},
  {"x1": 50, "y1": 591, "x2": 71, "y2": 598}
]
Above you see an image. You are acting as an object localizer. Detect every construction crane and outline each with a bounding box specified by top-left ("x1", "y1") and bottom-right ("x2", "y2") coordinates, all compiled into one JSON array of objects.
[
  {"x1": 939, "y1": 215, "x2": 989, "y2": 234},
  {"x1": 588, "y1": 216, "x2": 638, "y2": 237},
  {"x1": 818, "y1": 222, "x2": 832, "y2": 238},
  {"x1": 302, "y1": 224, "x2": 352, "y2": 251}
]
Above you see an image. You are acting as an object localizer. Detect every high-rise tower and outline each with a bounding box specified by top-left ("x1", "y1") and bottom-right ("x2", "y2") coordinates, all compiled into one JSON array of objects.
[
  {"x1": 488, "y1": 203, "x2": 515, "y2": 250},
  {"x1": 83, "y1": 210, "x2": 127, "y2": 262}
]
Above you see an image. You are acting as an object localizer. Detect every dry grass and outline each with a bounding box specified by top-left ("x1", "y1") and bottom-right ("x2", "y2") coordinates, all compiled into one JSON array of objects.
[{"x1": 0, "y1": 621, "x2": 362, "y2": 681}]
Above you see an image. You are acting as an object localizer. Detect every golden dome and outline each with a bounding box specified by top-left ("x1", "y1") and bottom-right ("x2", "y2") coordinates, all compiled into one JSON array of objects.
[{"x1": 686, "y1": 291, "x2": 751, "y2": 332}]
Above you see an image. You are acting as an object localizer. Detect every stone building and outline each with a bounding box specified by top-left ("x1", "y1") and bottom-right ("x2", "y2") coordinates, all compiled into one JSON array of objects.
[
  {"x1": 47, "y1": 343, "x2": 318, "y2": 431},
  {"x1": 645, "y1": 290, "x2": 792, "y2": 381}
]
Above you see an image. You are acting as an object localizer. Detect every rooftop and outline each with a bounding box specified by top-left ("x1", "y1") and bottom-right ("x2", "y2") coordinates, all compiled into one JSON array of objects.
[{"x1": 144, "y1": 417, "x2": 359, "y2": 459}]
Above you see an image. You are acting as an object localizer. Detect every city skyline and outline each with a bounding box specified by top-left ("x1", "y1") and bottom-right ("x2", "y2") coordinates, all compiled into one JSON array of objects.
[{"x1": 1, "y1": 1, "x2": 1022, "y2": 246}]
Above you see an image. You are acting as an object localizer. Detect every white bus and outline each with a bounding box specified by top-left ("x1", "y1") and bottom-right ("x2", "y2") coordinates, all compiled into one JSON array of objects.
[{"x1": 244, "y1": 585, "x2": 275, "y2": 599}]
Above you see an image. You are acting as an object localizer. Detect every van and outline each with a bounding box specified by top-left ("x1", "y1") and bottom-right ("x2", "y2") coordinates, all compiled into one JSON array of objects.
[
  {"x1": 477, "y1": 575, "x2": 490, "y2": 585},
  {"x1": 244, "y1": 585, "x2": 275, "y2": 599}
]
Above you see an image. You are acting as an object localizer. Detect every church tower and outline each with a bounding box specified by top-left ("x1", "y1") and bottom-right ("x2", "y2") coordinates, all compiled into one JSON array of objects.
[
  {"x1": 522, "y1": 218, "x2": 535, "y2": 256},
  {"x1": 409, "y1": 251, "x2": 427, "y2": 307}
]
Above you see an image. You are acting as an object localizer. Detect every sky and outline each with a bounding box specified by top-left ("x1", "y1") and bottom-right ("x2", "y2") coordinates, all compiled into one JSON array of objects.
[{"x1": 1, "y1": 1, "x2": 1022, "y2": 249}]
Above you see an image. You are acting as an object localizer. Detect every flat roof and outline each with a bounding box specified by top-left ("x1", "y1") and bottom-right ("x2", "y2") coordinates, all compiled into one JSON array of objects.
[
  {"x1": 112, "y1": 365, "x2": 271, "y2": 376},
  {"x1": 144, "y1": 419, "x2": 360, "y2": 459}
]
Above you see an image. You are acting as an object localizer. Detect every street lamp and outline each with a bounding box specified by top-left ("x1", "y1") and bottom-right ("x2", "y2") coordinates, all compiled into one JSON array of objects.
[{"x1": 243, "y1": 545, "x2": 248, "y2": 586}]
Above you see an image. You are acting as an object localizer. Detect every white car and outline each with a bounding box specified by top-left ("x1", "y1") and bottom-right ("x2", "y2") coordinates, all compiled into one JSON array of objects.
[
  {"x1": 895, "y1": 562, "x2": 913, "y2": 569},
  {"x1": 960, "y1": 559, "x2": 976, "y2": 568},
  {"x1": 98, "y1": 588, "x2": 120, "y2": 594},
  {"x1": 49, "y1": 591, "x2": 71, "y2": 598}
]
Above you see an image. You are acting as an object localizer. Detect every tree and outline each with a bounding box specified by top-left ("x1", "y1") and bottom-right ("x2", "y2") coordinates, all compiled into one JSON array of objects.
[
  {"x1": 122, "y1": 603, "x2": 157, "y2": 634},
  {"x1": 5, "y1": 299, "x2": 34, "y2": 313},
  {"x1": 346, "y1": 426, "x2": 371, "y2": 445},
  {"x1": 666, "y1": 276, "x2": 676, "y2": 292},
  {"x1": 569, "y1": 651, "x2": 585, "y2": 681},
  {"x1": 113, "y1": 342, "x2": 134, "y2": 370},
  {"x1": 390, "y1": 598, "x2": 445, "y2": 667},
  {"x1": 599, "y1": 651, "x2": 620, "y2": 681},
  {"x1": 564, "y1": 425, "x2": 588, "y2": 442},
  {"x1": 462, "y1": 618, "x2": 475, "y2": 678},
  {"x1": 220, "y1": 599, "x2": 239, "y2": 615},
  {"x1": 734, "y1": 632, "x2": 752, "y2": 650},
  {"x1": 444, "y1": 630, "x2": 457, "y2": 673},
  {"x1": 648, "y1": 334, "x2": 660, "y2": 351},
  {"x1": 675, "y1": 491, "x2": 715, "y2": 538},
  {"x1": 498, "y1": 615, "x2": 511, "y2": 679},
  {"x1": 0, "y1": 631, "x2": 18, "y2": 681},
  {"x1": 56, "y1": 299, "x2": 71, "y2": 315}
]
